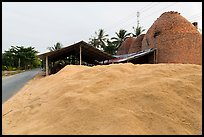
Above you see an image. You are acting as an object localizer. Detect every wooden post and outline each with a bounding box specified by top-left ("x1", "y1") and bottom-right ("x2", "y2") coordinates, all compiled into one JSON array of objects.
[
  {"x1": 79, "y1": 45, "x2": 82, "y2": 65},
  {"x1": 154, "y1": 50, "x2": 156, "y2": 64},
  {"x1": 46, "y1": 56, "x2": 49, "y2": 76},
  {"x1": 156, "y1": 49, "x2": 158, "y2": 64}
]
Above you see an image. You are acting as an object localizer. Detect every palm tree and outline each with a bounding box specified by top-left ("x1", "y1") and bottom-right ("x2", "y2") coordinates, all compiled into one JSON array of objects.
[
  {"x1": 47, "y1": 42, "x2": 63, "y2": 51},
  {"x1": 96, "y1": 29, "x2": 109, "y2": 50},
  {"x1": 88, "y1": 36, "x2": 99, "y2": 49},
  {"x1": 89, "y1": 29, "x2": 108, "y2": 51},
  {"x1": 47, "y1": 42, "x2": 65, "y2": 73},
  {"x1": 103, "y1": 40, "x2": 117, "y2": 55},
  {"x1": 132, "y1": 26, "x2": 145, "y2": 37},
  {"x1": 111, "y1": 29, "x2": 131, "y2": 49}
]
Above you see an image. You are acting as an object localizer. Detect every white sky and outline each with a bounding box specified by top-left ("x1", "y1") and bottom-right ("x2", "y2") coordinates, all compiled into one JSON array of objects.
[{"x1": 2, "y1": 2, "x2": 202, "y2": 54}]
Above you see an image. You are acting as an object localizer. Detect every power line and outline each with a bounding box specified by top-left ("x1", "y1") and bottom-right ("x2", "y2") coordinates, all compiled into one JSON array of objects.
[
  {"x1": 122, "y1": 7, "x2": 197, "y2": 34},
  {"x1": 100, "y1": 2, "x2": 199, "y2": 39},
  {"x1": 188, "y1": 16, "x2": 202, "y2": 21},
  {"x1": 105, "y1": 3, "x2": 161, "y2": 34},
  {"x1": 121, "y1": 2, "x2": 178, "y2": 30},
  {"x1": 121, "y1": 4, "x2": 201, "y2": 38},
  {"x1": 188, "y1": 17, "x2": 202, "y2": 22},
  {"x1": 188, "y1": 18, "x2": 202, "y2": 22},
  {"x1": 103, "y1": 3, "x2": 153, "y2": 31},
  {"x1": 187, "y1": 15, "x2": 202, "y2": 20},
  {"x1": 140, "y1": 2, "x2": 161, "y2": 15},
  {"x1": 140, "y1": 2, "x2": 178, "y2": 21},
  {"x1": 138, "y1": 2, "x2": 156, "y2": 12},
  {"x1": 121, "y1": 3, "x2": 175, "y2": 31},
  {"x1": 104, "y1": 2, "x2": 158, "y2": 32},
  {"x1": 140, "y1": 2, "x2": 159, "y2": 13},
  {"x1": 186, "y1": 12, "x2": 202, "y2": 19}
]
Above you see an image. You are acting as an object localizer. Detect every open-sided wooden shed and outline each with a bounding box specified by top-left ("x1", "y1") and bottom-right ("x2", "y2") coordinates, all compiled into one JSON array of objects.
[{"x1": 38, "y1": 41, "x2": 114, "y2": 75}]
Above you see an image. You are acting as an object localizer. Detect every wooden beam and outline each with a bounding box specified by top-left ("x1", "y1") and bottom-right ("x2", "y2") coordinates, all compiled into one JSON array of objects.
[{"x1": 46, "y1": 56, "x2": 49, "y2": 76}]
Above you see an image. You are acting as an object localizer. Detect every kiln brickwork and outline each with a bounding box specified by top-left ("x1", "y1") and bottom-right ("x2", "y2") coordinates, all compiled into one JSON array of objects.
[
  {"x1": 116, "y1": 37, "x2": 135, "y2": 55},
  {"x1": 128, "y1": 34, "x2": 145, "y2": 54},
  {"x1": 116, "y1": 34, "x2": 145, "y2": 55},
  {"x1": 142, "y1": 11, "x2": 202, "y2": 65}
]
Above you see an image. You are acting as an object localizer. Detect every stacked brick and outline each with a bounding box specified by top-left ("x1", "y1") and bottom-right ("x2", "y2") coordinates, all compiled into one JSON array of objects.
[{"x1": 142, "y1": 11, "x2": 202, "y2": 65}]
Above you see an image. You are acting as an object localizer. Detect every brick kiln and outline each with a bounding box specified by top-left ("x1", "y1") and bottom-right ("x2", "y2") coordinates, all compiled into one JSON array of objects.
[
  {"x1": 116, "y1": 34, "x2": 145, "y2": 55},
  {"x1": 116, "y1": 37, "x2": 135, "y2": 55},
  {"x1": 128, "y1": 34, "x2": 145, "y2": 54},
  {"x1": 142, "y1": 11, "x2": 202, "y2": 65}
]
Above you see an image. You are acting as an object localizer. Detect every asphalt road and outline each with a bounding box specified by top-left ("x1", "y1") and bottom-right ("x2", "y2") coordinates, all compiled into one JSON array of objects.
[{"x1": 2, "y1": 68, "x2": 41, "y2": 104}]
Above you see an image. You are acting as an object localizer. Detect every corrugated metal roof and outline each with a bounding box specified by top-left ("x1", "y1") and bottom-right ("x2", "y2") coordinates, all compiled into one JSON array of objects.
[
  {"x1": 115, "y1": 48, "x2": 156, "y2": 62},
  {"x1": 103, "y1": 48, "x2": 156, "y2": 64}
]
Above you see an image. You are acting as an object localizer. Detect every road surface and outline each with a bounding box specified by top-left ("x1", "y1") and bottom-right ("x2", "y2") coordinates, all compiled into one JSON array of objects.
[{"x1": 2, "y1": 68, "x2": 41, "y2": 104}]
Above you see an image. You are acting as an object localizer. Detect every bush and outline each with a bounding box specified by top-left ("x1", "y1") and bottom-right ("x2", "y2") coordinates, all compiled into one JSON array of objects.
[
  {"x1": 2, "y1": 66, "x2": 7, "y2": 71},
  {"x1": 7, "y1": 66, "x2": 17, "y2": 71},
  {"x1": 7, "y1": 66, "x2": 13, "y2": 71},
  {"x1": 12, "y1": 67, "x2": 17, "y2": 71}
]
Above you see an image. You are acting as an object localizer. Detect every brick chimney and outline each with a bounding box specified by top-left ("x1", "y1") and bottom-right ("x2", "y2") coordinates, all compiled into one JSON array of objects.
[{"x1": 192, "y1": 22, "x2": 198, "y2": 29}]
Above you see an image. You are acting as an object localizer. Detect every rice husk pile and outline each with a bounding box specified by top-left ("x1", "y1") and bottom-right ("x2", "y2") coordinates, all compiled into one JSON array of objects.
[{"x1": 2, "y1": 63, "x2": 202, "y2": 135}]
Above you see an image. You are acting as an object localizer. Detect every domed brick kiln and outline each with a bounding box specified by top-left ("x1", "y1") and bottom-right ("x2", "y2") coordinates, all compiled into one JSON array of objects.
[{"x1": 142, "y1": 11, "x2": 202, "y2": 65}]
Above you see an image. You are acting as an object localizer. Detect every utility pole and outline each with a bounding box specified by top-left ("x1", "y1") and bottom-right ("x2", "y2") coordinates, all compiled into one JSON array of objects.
[
  {"x1": 137, "y1": 11, "x2": 140, "y2": 28},
  {"x1": 133, "y1": 11, "x2": 140, "y2": 37},
  {"x1": 18, "y1": 58, "x2": 20, "y2": 69}
]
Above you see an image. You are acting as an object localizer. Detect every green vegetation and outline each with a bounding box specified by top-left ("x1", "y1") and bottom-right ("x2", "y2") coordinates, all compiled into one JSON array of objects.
[
  {"x1": 89, "y1": 29, "x2": 117, "y2": 55},
  {"x1": 103, "y1": 40, "x2": 117, "y2": 55},
  {"x1": 132, "y1": 26, "x2": 145, "y2": 37},
  {"x1": 47, "y1": 42, "x2": 68, "y2": 73},
  {"x1": 88, "y1": 22, "x2": 145, "y2": 55},
  {"x1": 2, "y1": 46, "x2": 41, "y2": 72},
  {"x1": 89, "y1": 29, "x2": 109, "y2": 50},
  {"x1": 111, "y1": 29, "x2": 131, "y2": 49},
  {"x1": 47, "y1": 42, "x2": 63, "y2": 51}
]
